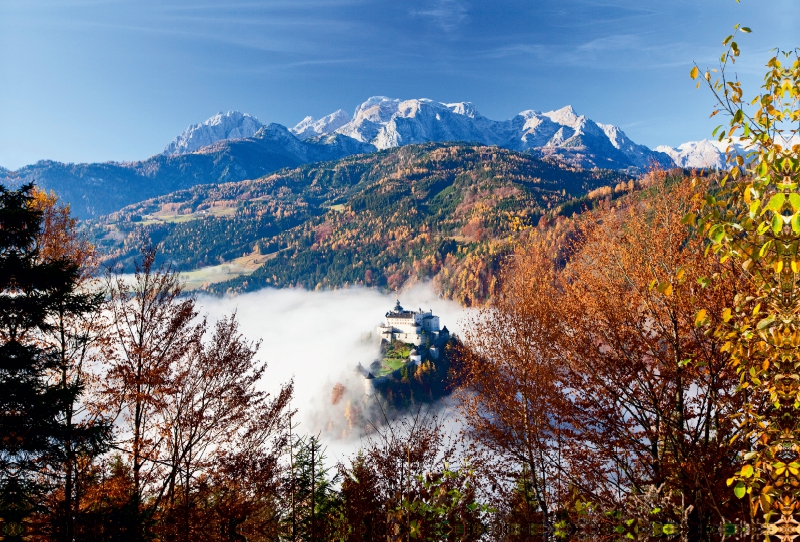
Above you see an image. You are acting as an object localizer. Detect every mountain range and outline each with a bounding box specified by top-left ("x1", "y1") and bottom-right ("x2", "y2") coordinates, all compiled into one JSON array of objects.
[
  {"x1": 655, "y1": 140, "x2": 732, "y2": 170},
  {"x1": 3, "y1": 124, "x2": 373, "y2": 218},
  {"x1": 290, "y1": 97, "x2": 671, "y2": 171},
  {"x1": 1, "y1": 98, "x2": 677, "y2": 219}
]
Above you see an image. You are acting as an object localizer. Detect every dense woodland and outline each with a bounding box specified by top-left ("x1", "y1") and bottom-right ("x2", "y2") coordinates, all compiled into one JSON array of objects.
[
  {"x1": 0, "y1": 165, "x2": 756, "y2": 541},
  {"x1": 89, "y1": 143, "x2": 628, "y2": 305}
]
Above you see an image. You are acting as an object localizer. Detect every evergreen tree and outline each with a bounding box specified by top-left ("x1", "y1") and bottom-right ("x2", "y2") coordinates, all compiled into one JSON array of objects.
[
  {"x1": 0, "y1": 184, "x2": 109, "y2": 540},
  {"x1": 284, "y1": 435, "x2": 339, "y2": 542}
]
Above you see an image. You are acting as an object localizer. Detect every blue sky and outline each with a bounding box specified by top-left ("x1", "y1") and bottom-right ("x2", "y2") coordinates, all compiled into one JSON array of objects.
[{"x1": 0, "y1": 0, "x2": 797, "y2": 169}]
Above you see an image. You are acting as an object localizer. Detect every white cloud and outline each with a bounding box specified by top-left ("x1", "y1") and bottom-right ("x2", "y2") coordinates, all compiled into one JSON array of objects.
[{"x1": 412, "y1": 0, "x2": 468, "y2": 31}]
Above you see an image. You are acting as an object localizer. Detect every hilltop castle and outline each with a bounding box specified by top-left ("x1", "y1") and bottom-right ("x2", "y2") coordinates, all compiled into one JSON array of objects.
[
  {"x1": 357, "y1": 299, "x2": 451, "y2": 396},
  {"x1": 376, "y1": 300, "x2": 448, "y2": 346}
]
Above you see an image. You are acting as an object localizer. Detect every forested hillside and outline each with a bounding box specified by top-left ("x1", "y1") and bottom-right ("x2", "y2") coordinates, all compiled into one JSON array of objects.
[{"x1": 91, "y1": 143, "x2": 629, "y2": 305}]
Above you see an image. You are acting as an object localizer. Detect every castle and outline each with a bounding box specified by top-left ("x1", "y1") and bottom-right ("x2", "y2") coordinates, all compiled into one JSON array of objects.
[
  {"x1": 357, "y1": 299, "x2": 450, "y2": 395},
  {"x1": 376, "y1": 300, "x2": 447, "y2": 346}
]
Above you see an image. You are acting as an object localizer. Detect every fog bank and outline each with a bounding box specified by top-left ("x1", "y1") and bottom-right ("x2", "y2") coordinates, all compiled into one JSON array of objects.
[{"x1": 195, "y1": 283, "x2": 469, "y2": 461}]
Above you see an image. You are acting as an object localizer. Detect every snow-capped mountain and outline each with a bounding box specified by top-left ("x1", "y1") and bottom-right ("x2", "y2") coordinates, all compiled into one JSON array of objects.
[
  {"x1": 164, "y1": 111, "x2": 264, "y2": 155},
  {"x1": 299, "y1": 97, "x2": 671, "y2": 170},
  {"x1": 656, "y1": 137, "x2": 800, "y2": 170},
  {"x1": 291, "y1": 109, "x2": 350, "y2": 139},
  {"x1": 2, "y1": 99, "x2": 677, "y2": 220},
  {"x1": 160, "y1": 99, "x2": 669, "y2": 170},
  {"x1": 655, "y1": 140, "x2": 729, "y2": 169}
]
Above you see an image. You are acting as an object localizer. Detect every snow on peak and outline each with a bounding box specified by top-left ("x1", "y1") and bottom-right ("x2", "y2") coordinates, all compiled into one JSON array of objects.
[
  {"x1": 446, "y1": 102, "x2": 481, "y2": 118},
  {"x1": 657, "y1": 135, "x2": 800, "y2": 169},
  {"x1": 164, "y1": 111, "x2": 263, "y2": 155},
  {"x1": 543, "y1": 105, "x2": 581, "y2": 127},
  {"x1": 163, "y1": 99, "x2": 671, "y2": 171},
  {"x1": 654, "y1": 140, "x2": 733, "y2": 169},
  {"x1": 300, "y1": 97, "x2": 668, "y2": 168},
  {"x1": 290, "y1": 109, "x2": 350, "y2": 140}
]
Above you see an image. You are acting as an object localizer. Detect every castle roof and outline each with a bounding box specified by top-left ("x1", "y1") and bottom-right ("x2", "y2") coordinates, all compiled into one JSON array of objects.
[{"x1": 386, "y1": 300, "x2": 417, "y2": 318}]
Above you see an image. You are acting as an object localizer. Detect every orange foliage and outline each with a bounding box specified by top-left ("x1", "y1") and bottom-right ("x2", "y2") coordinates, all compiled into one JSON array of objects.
[{"x1": 457, "y1": 176, "x2": 749, "y2": 531}]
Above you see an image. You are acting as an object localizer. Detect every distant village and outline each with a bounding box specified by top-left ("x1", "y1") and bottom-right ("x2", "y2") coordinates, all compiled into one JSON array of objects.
[{"x1": 356, "y1": 300, "x2": 450, "y2": 395}]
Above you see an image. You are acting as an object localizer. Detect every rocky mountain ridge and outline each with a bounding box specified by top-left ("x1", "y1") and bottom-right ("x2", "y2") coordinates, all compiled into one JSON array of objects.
[
  {"x1": 164, "y1": 111, "x2": 263, "y2": 155},
  {"x1": 292, "y1": 97, "x2": 672, "y2": 170}
]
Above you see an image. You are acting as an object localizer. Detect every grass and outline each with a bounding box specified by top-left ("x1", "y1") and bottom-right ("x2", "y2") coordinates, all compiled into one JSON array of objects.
[
  {"x1": 374, "y1": 358, "x2": 408, "y2": 377},
  {"x1": 139, "y1": 205, "x2": 237, "y2": 225},
  {"x1": 179, "y1": 250, "x2": 279, "y2": 290},
  {"x1": 383, "y1": 358, "x2": 408, "y2": 371}
]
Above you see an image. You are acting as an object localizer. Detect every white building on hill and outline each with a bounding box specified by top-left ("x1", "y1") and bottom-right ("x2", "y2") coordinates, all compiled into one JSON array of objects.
[{"x1": 377, "y1": 300, "x2": 444, "y2": 346}]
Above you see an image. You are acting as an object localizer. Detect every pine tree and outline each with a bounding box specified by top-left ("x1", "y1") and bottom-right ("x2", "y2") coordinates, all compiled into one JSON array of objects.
[
  {"x1": 0, "y1": 184, "x2": 109, "y2": 540},
  {"x1": 285, "y1": 435, "x2": 339, "y2": 542}
]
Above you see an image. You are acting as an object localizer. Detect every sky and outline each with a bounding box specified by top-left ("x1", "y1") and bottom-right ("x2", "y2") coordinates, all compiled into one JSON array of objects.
[{"x1": 1, "y1": 0, "x2": 798, "y2": 169}]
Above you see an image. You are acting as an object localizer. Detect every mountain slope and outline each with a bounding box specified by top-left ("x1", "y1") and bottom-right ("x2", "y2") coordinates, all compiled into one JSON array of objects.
[
  {"x1": 4, "y1": 125, "x2": 374, "y2": 218},
  {"x1": 90, "y1": 143, "x2": 630, "y2": 304}
]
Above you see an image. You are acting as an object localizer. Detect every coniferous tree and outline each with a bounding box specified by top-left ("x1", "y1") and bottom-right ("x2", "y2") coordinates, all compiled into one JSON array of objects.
[
  {"x1": 0, "y1": 184, "x2": 110, "y2": 541},
  {"x1": 284, "y1": 435, "x2": 338, "y2": 542}
]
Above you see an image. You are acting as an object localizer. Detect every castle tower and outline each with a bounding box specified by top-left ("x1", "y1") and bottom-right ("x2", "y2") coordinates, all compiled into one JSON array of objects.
[{"x1": 364, "y1": 372, "x2": 376, "y2": 396}]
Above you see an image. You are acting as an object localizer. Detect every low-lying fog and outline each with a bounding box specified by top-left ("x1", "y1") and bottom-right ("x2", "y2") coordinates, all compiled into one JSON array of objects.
[{"x1": 196, "y1": 282, "x2": 469, "y2": 463}]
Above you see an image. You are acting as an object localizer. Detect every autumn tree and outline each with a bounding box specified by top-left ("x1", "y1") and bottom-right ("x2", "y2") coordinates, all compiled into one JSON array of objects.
[
  {"x1": 458, "y1": 176, "x2": 747, "y2": 538},
  {"x1": 103, "y1": 248, "x2": 203, "y2": 538},
  {"x1": 102, "y1": 247, "x2": 295, "y2": 540},
  {"x1": 160, "y1": 315, "x2": 291, "y2": 542},
  {"x1": 691, "y1": 28, "x2": 800, "y2": 536},
  {"x1": 556, "y1": 177, "x2": 745, "y2": 535},
  {"x1": 455, "y1": 240, "x2": 567, "y2": 532}
]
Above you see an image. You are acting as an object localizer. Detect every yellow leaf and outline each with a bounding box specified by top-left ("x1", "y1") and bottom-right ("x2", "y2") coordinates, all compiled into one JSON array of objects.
[
  {"x1": 723, "y1": 308, "x2": 732, "y2": 322},
  {"x1": 695, "y1": 309, "x2": 708, "y2": 327},
  {"x1": 690, "y1": 66, "x2": 699, "y2": 79}
]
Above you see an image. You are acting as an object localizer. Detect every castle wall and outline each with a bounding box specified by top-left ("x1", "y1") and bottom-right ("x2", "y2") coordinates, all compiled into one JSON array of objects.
[{"x1": 379, "y1": 304, "x2": 441, "y2": 347}]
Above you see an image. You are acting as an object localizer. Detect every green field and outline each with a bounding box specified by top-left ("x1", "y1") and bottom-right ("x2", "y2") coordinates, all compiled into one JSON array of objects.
[
  {"x1": 140, "y1": 205, "x2": 237, "y2": 226},
  {"x1": 178, "y1": 250, "x2": 278, "y2": 290}
]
